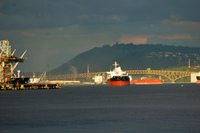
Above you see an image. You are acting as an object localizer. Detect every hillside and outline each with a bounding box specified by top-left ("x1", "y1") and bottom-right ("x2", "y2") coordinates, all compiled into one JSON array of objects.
[{"x1": 48, "y1": 43, "x2": 200, "y2": 75}]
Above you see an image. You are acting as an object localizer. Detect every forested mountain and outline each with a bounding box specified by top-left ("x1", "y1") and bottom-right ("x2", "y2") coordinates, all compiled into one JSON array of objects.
[{"x1": 48, "y1": 43, "x2": 200, "y2": 75}]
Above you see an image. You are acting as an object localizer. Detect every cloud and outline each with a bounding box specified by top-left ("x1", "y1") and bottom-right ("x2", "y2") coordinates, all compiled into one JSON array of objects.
[
  {"x1": 38, "y1": 34, "x2": 71, "y2": 38},
  {"x1": 58, "y1": 27, "x2": 64, "y2": 31},
  {"x1": 118, "y1": 34, "x2": 193, "y2": 44},
  {"x1": 79, "y1": 14, "x2": 128, "y2": 24},
  {"x1": 158, "y1": 34, "x2": 191, "y2": 40},
  {"x1": 0, "y1": 28, "x2": 71, "y2": 38},
  {"x1": 173, "y1": 21, "x2": 200, "y2": 27},
  {"x1": 1, "y1": 0, "x2": 200, "y2": 72},
  {"x1": 21, "y1": 31, "x2": 35, "y2": 37},
  {"x1": 118, "y1": 35, "x2": 152, "y2": 44},
  {"x1": 162, "y1": 20, "x2": 200, "y2": 27},
  {"x1": 1, "y1": 0, "x2": 199, "y2": 30}
]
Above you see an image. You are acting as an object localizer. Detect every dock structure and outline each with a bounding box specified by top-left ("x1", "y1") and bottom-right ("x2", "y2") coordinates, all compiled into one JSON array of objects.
[
  {"x1": 49, "y1": 80, "x2": 81, "y2": 85},
  {"x1": 0, "y1": 40, "x2": 61, "y2": 91},
  {"x1": 0, "y1": 83, "x2": 61, "y2": 90}
]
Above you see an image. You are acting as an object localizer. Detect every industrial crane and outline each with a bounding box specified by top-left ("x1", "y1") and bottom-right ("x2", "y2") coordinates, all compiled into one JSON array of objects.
[
  {"x1": 0, "y1": 40, "x2": 61, "y2": 90},
  {"x1": 0, "y1": 40, "x2": 27, "y2": 83}
]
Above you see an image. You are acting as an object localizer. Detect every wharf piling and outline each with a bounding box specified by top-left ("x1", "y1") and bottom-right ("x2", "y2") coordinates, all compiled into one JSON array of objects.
[{"x1": 0, "y1": 83, "x2": 61, "y2": 91}]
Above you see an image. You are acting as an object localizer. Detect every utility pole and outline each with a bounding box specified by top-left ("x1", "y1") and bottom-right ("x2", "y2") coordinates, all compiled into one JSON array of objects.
[
  {"x1": 87, "y1": 64, "x2": 89, "y2": 80},
  {"x1": 188, "y1": 59, "x2": 190, "y2": 68}
]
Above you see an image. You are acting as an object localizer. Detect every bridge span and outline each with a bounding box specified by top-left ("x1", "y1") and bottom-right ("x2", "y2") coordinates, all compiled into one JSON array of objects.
[{"x1": 47, "y1": 70, "x2": 192, "y2": 82}]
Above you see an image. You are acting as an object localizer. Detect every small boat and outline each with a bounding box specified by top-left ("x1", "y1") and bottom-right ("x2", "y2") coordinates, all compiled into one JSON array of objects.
[
  {"x1": 106, "y1": 62, "x2": 130, "y2": 86},
  {"x1": 29, "y1": 72, "x2": 48, "y2": 84}
]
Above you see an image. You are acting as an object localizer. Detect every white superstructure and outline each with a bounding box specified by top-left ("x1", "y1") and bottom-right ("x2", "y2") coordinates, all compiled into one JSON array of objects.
[
  {"x1": 29, "y1": 72, "x2": 48, "y2": 83},
  {"x1": 106, "y1": 61, "x2": 128, "y2": 79}
]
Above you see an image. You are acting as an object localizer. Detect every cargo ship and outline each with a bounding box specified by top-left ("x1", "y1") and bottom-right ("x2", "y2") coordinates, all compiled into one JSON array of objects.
[
  {"x1": 106, "y1": 62, "x2": 130, "y2": 86},
  {"x1": 130, "y1": 77, "x2": 162, "y2": 84}
]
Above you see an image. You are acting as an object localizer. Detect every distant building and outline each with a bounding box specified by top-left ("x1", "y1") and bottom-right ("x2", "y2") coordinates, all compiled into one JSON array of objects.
[
  {"x1": 191, "y1": 72, "x2": 200, "y2": 83},
  {"x1": 93, "y1": 76, "x2": 103, "y2": 84}
]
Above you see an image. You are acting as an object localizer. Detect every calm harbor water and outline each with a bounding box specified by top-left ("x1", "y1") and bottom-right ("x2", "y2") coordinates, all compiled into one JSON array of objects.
[{"x1": 0, "y1": 83, "x2": 200, "y2": 133}]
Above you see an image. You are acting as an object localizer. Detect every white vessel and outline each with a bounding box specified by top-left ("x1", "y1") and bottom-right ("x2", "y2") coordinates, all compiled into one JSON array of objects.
[{"x1": 29, "y1": 72, "x2": 48, "y2": 83}]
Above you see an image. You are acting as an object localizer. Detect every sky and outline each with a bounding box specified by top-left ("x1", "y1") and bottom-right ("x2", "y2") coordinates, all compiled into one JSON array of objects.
[{"x1": 0, "y1": 0, "x2": 200, "y2": 72}]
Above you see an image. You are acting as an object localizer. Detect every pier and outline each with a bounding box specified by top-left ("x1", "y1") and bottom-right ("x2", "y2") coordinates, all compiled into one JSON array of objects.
[
  {"x1": 0, "y1": 83, "x2": 61, "y2": 90},
  {"x1": 0, "y1": 40, "x2": 61, "y2": 91}
]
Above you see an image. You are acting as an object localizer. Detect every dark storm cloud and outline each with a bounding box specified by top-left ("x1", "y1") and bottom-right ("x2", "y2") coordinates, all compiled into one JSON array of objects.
[
  {"x1": 0, "y1": 0, "x2": 200, "y2": 72},
  {"x1": 1, "y1": 0, "x2": 199, "y2": 30},
  {"x1": 0, "y1": 0, "x2": 79, "y2": 29}
]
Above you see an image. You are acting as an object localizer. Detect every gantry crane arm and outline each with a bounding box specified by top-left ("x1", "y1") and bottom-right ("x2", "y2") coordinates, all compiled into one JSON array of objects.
[
  {"x1": 20, "y1": 50, "x2": 27, "y2": 58},
  {"x1": 11, "y1": 49, "x2": 16, "y2": 55},
  {"x1": 12, "y1": 50, "x2": 27, "y2": 71}
]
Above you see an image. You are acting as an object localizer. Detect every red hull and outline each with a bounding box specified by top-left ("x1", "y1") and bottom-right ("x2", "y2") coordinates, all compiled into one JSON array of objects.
[
  {"x1": 107, "y1": 81, "x2": 130, "y2": 86},
  {"x1": 196, "y1": 76, "x2": 200, "y2": 84},
  {"x1": 130, "y1": 78, "x2": 162, "y2": 84}
]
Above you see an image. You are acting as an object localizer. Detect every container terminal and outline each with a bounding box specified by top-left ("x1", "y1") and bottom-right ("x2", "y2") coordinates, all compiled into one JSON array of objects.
[{"x1": 0, "y1": 40, "x2": 61, "y2": 90}]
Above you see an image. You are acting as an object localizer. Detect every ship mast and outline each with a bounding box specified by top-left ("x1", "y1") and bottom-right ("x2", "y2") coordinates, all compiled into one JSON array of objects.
[{"x1": 113, "y1": 61, "x2": 119, "y2": 69}]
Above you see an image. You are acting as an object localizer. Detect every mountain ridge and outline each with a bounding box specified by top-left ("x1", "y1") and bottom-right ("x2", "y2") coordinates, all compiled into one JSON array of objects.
[{"x1": 48, "y1": 43, "x2": 200, "y2": 75}]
